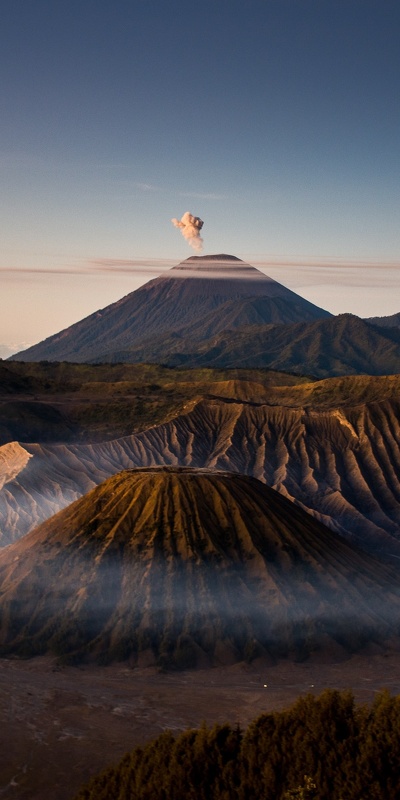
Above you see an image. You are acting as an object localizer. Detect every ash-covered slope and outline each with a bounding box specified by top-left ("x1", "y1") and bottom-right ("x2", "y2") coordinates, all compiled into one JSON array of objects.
[
  {"x1": 1, "y1": 379, "x2": 400, "y2": 555},
  {"x1": 10, "y1": 255, "x2": 331, "y2": 363},
  {"x1": 0, "y1": 467, "x2": 399, "y2": 666}
]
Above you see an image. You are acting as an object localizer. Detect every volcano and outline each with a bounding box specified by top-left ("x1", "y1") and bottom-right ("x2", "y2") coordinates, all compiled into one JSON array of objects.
[
  {"x1": 11, "y1": 254, "x2": 331, "y2": 363},
  {"x1": 1, "y1": 467, "x2": 399, "y2": 667}
]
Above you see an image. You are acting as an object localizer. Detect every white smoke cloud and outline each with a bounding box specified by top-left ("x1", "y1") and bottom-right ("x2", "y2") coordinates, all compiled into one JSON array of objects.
[{"x1": 171, "y1": 211, "x2": 204, "y2": 251}]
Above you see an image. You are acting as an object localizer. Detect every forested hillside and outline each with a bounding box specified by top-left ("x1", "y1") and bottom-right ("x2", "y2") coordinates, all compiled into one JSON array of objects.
[{"x1": 75, "y1": 689, "x2": 400, "y2": 800}]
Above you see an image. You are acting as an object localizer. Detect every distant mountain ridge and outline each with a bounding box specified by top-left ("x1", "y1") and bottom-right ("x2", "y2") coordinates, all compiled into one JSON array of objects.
[
  {"x1": 93, "y1": 313, "x2": 400, "y2": 378},
  {"x1": 366, "y1": 311, "x2": 400, "y2": 328},
  {"x1": 10, "y1": 254, "x2": 331, "y2": 363}
]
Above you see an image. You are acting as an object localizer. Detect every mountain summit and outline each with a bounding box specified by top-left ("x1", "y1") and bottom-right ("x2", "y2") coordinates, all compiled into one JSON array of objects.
[{"x1": 11, "y1": 254, "x2": 331, "y2": 363}]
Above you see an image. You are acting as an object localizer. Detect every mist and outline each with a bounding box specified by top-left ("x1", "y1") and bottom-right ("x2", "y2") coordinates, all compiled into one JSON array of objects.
[{"x1": 1, "y1": 530, "x2": 400, "y2": 666}]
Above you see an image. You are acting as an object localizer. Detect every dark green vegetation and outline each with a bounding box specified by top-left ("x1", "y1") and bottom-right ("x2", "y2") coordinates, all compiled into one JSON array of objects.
[
  {"x1": 0, "y1": 361, "x2": 310, "y2": 443},
  {"x1": 1, "y1": 467, "x2": 400, "y2": 666},
  {"x1": 74, "y1": 689, "x2": 400, "y2": 800}
]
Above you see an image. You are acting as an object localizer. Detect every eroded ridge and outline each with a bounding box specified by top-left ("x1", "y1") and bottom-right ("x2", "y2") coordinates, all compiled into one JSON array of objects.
[{"x1": 1, "y1": 397, "x2": 400, "y2": 554}]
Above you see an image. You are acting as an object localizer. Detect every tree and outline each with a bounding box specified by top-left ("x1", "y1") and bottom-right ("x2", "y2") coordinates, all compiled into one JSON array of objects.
[{"x1": 284, "y1": 775, "x2": 318, "y2": 799}]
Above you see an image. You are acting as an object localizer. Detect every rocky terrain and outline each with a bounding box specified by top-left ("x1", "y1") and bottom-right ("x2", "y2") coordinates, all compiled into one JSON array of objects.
[
  {"x1": 0, "y1": 362, "x2": 307, "y2": 445},
  {"x1": 1, "y1": 375, "x2": 400, "y2": 556},
  {"x1": 1, "y1": 467, "x2": 400, "y2": 667}
]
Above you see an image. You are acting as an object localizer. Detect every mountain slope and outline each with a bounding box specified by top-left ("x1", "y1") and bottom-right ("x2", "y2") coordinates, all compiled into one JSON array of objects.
[
  {"x1": 366, "y1": 311, "x2": 400, "y2": 328},
  {"x1": 1, "y1": 467, "x2": 399, "y2": 665},
  {"x1": 111, "y1": 313, "x2": 400, "y2": 377},
  {"x1": 10, "y1": 255, "x2": 331, "y2": 363},
  {"x1": 1, "y1": 381, "x2": 400, "y2": 554}
]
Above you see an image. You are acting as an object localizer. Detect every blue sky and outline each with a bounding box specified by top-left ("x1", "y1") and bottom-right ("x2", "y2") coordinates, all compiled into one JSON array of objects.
[{"x1": 1, "y1": 0, "x2": 399, "y2": 350}]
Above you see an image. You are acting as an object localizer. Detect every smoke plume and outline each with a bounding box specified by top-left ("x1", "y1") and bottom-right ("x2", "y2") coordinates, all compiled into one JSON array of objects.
[{"x1": 171, "y1": 211, "x2": 204, "y2": 251}]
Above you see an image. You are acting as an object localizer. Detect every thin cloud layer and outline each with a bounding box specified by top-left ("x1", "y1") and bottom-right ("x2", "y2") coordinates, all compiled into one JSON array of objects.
[{"x1": 1, "y1": 257, "x2": 399, "y2": 290}]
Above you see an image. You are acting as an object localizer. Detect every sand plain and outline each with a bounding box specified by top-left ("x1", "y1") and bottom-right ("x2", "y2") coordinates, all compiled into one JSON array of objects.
[{"x1": 1, "y1": 651, "x2": 400, "y2": 799}]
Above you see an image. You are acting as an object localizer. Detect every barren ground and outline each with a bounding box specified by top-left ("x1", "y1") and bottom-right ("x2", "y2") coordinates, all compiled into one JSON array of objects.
[{"x1": 1, "y1": 651, "x2": 400, "y2": 799}]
